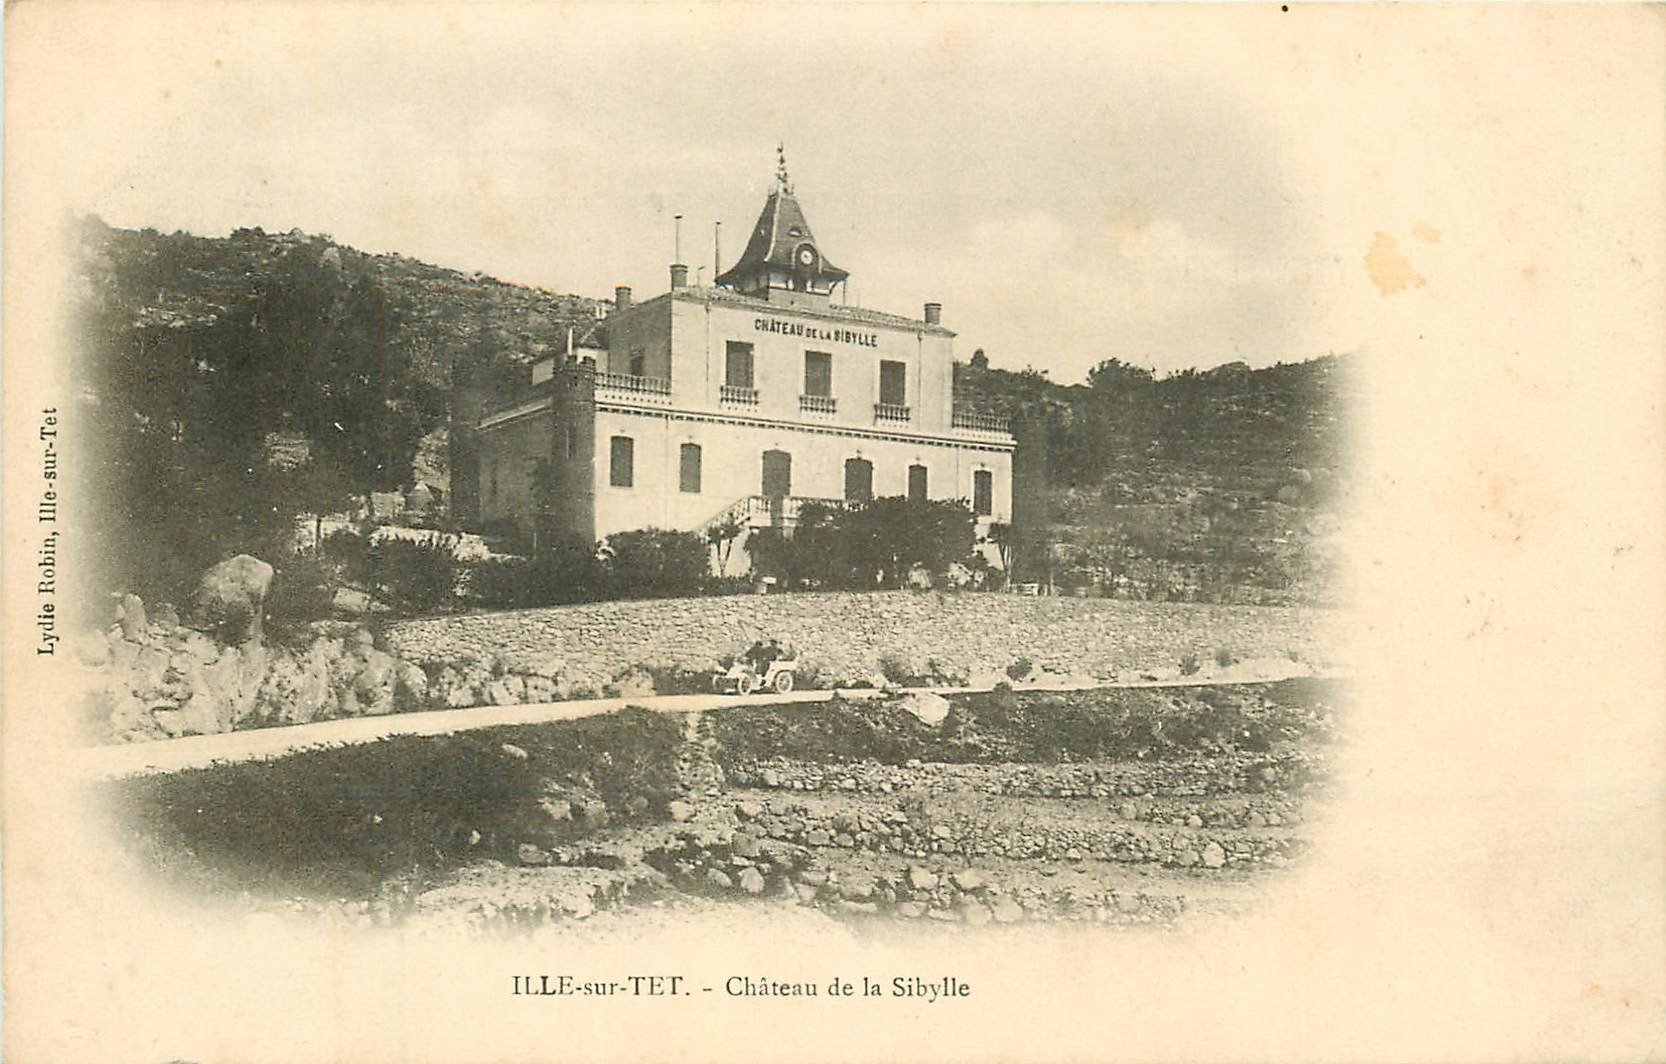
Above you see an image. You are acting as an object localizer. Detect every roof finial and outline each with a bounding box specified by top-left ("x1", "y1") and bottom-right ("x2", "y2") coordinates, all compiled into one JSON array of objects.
[{"x1": 776, "y1": 142, "x2": 793, "y2": 195}]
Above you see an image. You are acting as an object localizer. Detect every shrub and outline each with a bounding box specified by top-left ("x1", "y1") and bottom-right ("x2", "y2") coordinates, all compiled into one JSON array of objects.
[
  {"x1": 603, "y1": 528, "x2": 708, "y2": 598},
  {"x1": 367, "y1": 534, "x2": 459, "y2": 616},
  {"x1": 1179, "y1": 653, "x2": 1201, "y2": 676},
  {"x1": 465, "y1": 537, "x2": 603, "y2": 609},
  {"x1": 320, "y1": 527, "x2": 370, "y2": 586},
  {"x1": 1215, "y1": 646, "x2": 1238, "y2": 668},
  {"x1": 264, "y1": 553, "x2": 337, "y2": 643},
  {"x1": 465, "y1": 556, "x2": 534, "y2": 609},
  {"x1": 643, "y1": 664, "x2": 712, "y2": 696},
  {"x1": 1006, "y1": 657, "x2": 1034, "y2": 682}
]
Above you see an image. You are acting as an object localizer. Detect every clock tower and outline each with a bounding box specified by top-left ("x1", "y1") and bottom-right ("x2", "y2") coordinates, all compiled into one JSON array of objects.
[{"x1": 714, "y1": 146, "x2": 849, "y2": 305}]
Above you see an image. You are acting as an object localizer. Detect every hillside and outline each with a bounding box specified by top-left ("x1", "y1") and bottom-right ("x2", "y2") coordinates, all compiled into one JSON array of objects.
[
  {"x1": 74, "y1": 216, "x2": 608, "y2": 386},
  {"x1": 72, "y1": 220, "x2": 1351, "y2": 607},
  {"x1": 956, "y1": 356, "x2": 1353, "y2": 605}
]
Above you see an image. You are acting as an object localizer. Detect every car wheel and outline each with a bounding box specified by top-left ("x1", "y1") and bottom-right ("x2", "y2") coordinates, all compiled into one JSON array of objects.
[
  {"x1": 736, "y1": 673, "x2": 756, "y2": 696},
  {"x1": 773, "y1": 670, "x2": 795, "y2": 694}
]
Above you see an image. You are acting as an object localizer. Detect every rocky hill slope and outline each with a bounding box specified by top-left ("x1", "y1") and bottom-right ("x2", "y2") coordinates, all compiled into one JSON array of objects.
[
  {"x1": 75, "y1": 216, "x2": 608, "y2": 385},
  {"x1": 959, "y1": 356, "x2": 1354, "y2": 604}
]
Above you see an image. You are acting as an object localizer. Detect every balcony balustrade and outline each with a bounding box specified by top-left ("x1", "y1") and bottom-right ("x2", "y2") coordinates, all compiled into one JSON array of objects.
[
  {"x1": 595, "y1": 371, "x2": 671, "y2": 405},
  {"x1": 873, "y1": 402, "x2": 912, "y2": 424},
  {"x1": 950, "y1": 407, "x2": 1011, "y2": 435},
  {"x1": 720, "y1": 384, "x2": 760, "y2": 406},
  {"x1": 799, "y1": 394, "x2": 837, "y2": 416},
  {"x1": 697, "y1": 494, "x2": 847, "y2": 535}
]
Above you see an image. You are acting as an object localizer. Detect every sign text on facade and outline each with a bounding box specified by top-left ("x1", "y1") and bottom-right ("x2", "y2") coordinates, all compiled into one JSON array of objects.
[{"x1": 754, "y1": 318, "x2": 880, "y2": 348}]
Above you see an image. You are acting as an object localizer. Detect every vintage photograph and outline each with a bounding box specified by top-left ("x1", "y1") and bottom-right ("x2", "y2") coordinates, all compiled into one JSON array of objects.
[
  {"x1": 5, "y1": 4, "x2": 1662, "y2": 1062},
  {"x1": 61, "y1": 20, "x2": 1351, "y2": 941}
]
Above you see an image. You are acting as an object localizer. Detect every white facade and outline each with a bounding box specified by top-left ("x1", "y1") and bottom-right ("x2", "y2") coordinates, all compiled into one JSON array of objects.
[
  {"x1": 591, "y1": 288, "x2": 1013, "y2": 553},
  {"x1": 475, "y1": 168, "x2": 1016, "y2": 573}
]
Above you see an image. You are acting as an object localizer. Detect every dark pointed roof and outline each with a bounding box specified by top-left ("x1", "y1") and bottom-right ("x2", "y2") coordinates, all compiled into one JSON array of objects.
[{"x1": 715, "y1": 185, "x2": 848, "y2": 288}]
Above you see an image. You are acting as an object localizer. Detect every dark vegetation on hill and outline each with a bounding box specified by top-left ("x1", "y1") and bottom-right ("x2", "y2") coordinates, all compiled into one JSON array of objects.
[
  {"x1": 71, "y1": 218, "x2": 605, "y2": 604},
  {"x1": 956, "y1": 353, "x2": 1353, "y2": 604},
  {"x1": 71, "y1": 219, "x2": 1350, "y2": 614}
]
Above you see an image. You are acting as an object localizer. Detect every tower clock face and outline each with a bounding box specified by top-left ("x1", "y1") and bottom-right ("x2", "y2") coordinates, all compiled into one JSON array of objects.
[{"x1": 797, "y1": 246, "x2": 816, "y2": 267}]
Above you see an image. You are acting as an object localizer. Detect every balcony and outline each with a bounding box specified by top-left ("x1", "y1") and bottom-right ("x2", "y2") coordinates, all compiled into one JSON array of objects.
[
  {"x1": 873, "y1": 402, "x2": 912, "y2": 424},
  {"x1": 951, "y1": 407, "x2": 1012, "y2": 436},
  {"x1": 799, "y1": 394, "x2": 837, "y2": 417},
  {"x1": 720, "y1": 384, "x2": 760, "y2": 406},
  {"x1": 595, "y1": 371, "x2": 671, "y2": 405}
]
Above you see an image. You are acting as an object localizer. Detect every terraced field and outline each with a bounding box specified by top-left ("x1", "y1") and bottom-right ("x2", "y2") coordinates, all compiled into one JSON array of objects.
[{"x1": 109, "y1": 678, "x2": 1341, "y2": 934}]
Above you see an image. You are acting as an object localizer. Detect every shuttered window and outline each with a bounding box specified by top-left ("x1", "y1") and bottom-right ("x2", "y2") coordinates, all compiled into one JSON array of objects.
[
  {"x1": 845, "y1": 457, "x2": 874, "y2": 504},
  {"x1": 761, "y1": 449, "x2": 792, "y2": 498},
  {"x1": 725, "y1": 342, "x2": 755, "y2": 389},
  {"x1": 609, "y1": 436, "x2": 634, "y2": 488},
  {"x1": 679, "y1": 443, "x2": 702, "y2": 493},
  {"x1": 804, "y1": 351, "x2": 833, "y2": 397},
  {"x1": 879, "y1": 360, "x2": 906, "y2": 406},
  {"x1": 908, "y1": 463, "x2": 928, "y2": 502}
]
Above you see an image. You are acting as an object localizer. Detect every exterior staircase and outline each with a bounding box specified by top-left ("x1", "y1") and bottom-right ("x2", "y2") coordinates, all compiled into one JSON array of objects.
[{"x1": 695, "y1": 494, "x2": 845, "y2": 537}]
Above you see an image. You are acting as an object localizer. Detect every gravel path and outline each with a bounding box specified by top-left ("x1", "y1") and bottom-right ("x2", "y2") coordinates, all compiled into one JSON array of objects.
[{"x1": 76, "y1": 663, "x2": 1345, "y2": 780}]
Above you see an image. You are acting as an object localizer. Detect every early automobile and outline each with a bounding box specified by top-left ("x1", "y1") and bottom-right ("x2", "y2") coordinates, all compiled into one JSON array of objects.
[{"x1": 711, "y1": 653, "x2": 799, "y2": 695}]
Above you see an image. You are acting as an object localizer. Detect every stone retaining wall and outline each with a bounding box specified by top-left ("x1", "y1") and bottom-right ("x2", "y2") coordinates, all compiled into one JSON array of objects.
[{"x1": 383, "y1": 592, "x2": 1343, "y2": 694}]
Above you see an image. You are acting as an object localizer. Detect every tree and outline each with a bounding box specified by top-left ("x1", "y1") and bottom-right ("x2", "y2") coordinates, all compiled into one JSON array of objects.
[
  {"x1": 1086, "y1": 357, "x2": 1155, "y2": 396},
  {"x1": 842, "y1": 497, "x2": 976, "y2": 589},
  {"x1": 986, "y1": 521, "x2": 1016, "y2": 573},
  {"x1": 303, "y1": 274, "x2": 448, "y2": 512},
  {"x1": 705, "y1": 516, "x2": 744, "y2": 574},
  {"x1": 72, "y1": 229, "x2": 450, "y2": 608}
]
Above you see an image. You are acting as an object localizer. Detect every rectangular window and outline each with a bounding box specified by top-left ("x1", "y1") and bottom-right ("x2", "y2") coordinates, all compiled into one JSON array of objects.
[
  {"x1": 973, "y1": 469, "x2": 993, "y2": 516},
  {"x1": 725, "y1": 341, "x2": 755, "y2": 389},
  {"x1": 804, "y1": 351, "x2": 833, "y2": 398},
  {"x1": 609, "y1": 436, "x2": 634, "y2": 488},
  {"x1": 908, "y1": 463, "x2": 928, "y2": 502},
  {"x1": 879, "y1": 360, "x2": 907, "y2": 406},
  {"x1": 679, "y1": 443, "x2": 702, "y2": 494},
  {"x1": 564, "y1": 425, "x2": 577, "y2": 460},
  {"x1": 628, "y1": 347, "x2": 645, "y2": 378}
]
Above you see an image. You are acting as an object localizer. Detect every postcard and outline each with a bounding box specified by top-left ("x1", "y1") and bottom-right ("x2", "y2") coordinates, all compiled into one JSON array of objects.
[{"x1": 4, "y1": 4, "x2": 1662, "y2": 1061}]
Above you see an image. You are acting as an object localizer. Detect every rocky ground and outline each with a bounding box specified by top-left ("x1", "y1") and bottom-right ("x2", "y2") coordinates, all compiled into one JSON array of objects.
[{"x1": 109, "y1": 678, "x2": 1340, "y2": 936}]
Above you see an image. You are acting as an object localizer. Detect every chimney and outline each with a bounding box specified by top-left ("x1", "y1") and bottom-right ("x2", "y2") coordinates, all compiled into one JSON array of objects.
[
  {"x1": 670, "y1": 264, "x2": 689, "y2": 289},
  {"x1": 923, "y1": 302, "x2": 942, "y2": 326},
  {"x1": 614, "y1": 285, "x2": 632, "y2": 311}
]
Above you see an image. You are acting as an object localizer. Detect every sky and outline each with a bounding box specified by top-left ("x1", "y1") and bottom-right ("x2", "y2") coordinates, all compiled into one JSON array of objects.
[{"x1": 15, "y1": 4, "x2": 1437, "y2": 383}]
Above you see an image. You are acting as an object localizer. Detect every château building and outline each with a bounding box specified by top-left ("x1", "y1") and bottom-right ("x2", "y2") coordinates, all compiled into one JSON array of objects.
[{"x1": 473, "y1": 155, "x2": 1015, "y2": 574}]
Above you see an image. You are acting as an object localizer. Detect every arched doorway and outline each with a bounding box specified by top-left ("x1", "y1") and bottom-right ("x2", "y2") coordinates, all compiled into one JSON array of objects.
[
  {"x1": 762, "y1": 449, "x2": 792, "y2": 525},
  {"x1": 844, "y1": 457, "x2": 873, "y2": 504}
]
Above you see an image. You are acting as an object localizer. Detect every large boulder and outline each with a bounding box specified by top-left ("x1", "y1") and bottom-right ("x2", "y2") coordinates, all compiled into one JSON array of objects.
[
  {"x1": 897, "y1": 690, "x2": 951, "y2": 727},
  {"x1": 254, "y1": 647, "x2": 335, "y2": 725},
  {"x1": 394, "y1": 661, "x2": 430, "y2": 708},
  {"x1": 117, "y1": 593, "x2": 148, "y2": 641},
  {"x1": 352, "y1": 648, "x2": 400, "y2": 715},
  {"x1": 175, "y1": 642, "x2": 268, "y2": 735},
  {"x1": 191, "y1": 555, "x2": 275, "y2": 644}
]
